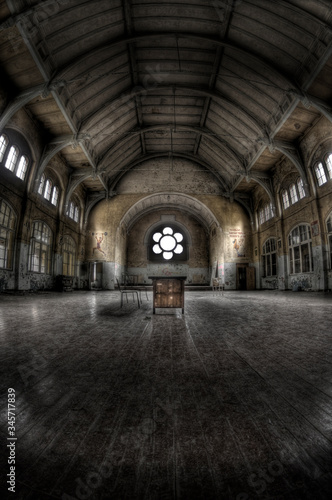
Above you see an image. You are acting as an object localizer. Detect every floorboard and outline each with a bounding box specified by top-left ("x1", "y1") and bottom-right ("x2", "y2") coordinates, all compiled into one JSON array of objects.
[{"x1": 0, "y1": 290, "x2": 331, "y2": 499}]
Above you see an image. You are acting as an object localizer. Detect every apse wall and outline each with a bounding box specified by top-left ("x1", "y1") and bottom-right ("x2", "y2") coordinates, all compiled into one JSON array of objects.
[{"x1": 86, "y1": 191, "x2": 253, "y2": 289}]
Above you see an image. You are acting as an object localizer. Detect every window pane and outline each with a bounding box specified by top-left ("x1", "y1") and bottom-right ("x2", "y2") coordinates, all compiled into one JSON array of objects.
[
  {"x1": 289, "y1": 184, "x2": 298, "y2": 204},
  {"x1": 326, "y1": 154, "x2": 332, "y2": 180},
  {"x1": 16, "y1": 155, "x2": 28, "y2": 180},
  {"x1": 69, "y1": 202, "x2": 74, "y2": 219},
  {"x1": 272, "y1": 253, "x2": 277, "y2": 275},
  {"x1": 270, "y1": 239, "x2": 276, "y2": 252},
  {"x1": 38, "y1": 174, "x2": 45, "y2": 195},
  {"x1": 5, "y1": 146, "x2": 18, "y2": 172},
  {"x1": 294, "y1": 246, "x2": 300, "y2": 273},
  {"x1": 297, "y1": 178, "x2": 305, "y2": 199},
  {"x1": 0, "y1": 134, "x2": 8, "y2": 162},
  {"x1": 301, "y1": 243, "x2": 310, "y2": 272},
  {"x1": 74, "y1": 206, "x2": 79, "y2": 222},
  {"x1": 29, "y1": 222, "x2": 52, "y2": 273},
  {"x1": 329, "y1": 235, "x2": 332, "y2": 268},
  {"x1": 289, "y1": 249, "x2": 293, "y2": 274},
  {"x1": 267, "y1": 254, "x2": 271, "y2": 276},
  {"x1": 0, "y1": 200, "x2": 15, "y2": 269},
  {"x1": 282, "y1": 190, "x2": 290, "y2": 209},
  {"x1": 327, "y1": 215, "x2": 332, "y2": 234},
  {"x1": 300, "y1": 225, "x2": 308, "y2": 242},
  {"x1": 44, "y1": 179, "x2": 52, "y2": 201},
  {"x1": 315, "y1": 163, "x2": 327, "y2": 186},
  {"x1": 51, "y1": 186, "x2": 59, "y2": 206},
  {"x1": 291, "y1": 227, "x2": 300, "y2": 245}
]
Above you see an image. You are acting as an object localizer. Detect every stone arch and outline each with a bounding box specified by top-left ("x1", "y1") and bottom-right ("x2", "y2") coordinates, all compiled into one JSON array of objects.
[{"x1": 120, "y1": 192, "x2": 221, "y2": 233}]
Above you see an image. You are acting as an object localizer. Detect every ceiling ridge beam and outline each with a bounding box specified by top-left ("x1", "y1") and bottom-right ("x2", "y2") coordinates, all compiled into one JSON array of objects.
[
  {"x1": 56, "y1": 33, "x2": 299, "y2": 91},
  {"x1": 98, "y1": 125, "x2": 244, "y2": 173},
  {"x1": 81, "y1": 84, "x2": 266, "y2": 137}
]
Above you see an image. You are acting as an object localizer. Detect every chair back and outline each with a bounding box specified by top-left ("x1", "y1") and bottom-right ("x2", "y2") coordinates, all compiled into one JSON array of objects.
[{"x1": 116, "y1": 278, "x2": 122, "y2": 291}]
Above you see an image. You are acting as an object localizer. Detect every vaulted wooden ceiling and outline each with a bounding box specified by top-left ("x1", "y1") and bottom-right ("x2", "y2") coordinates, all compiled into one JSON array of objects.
[{"x1": 0, "y1": 0, "x2": 332, "y2": 207}]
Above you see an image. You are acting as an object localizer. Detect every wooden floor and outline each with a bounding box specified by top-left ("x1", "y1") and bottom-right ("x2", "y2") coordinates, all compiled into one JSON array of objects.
[{"x1": 0, "y1": 290, "x2": 332, "y2": 499}]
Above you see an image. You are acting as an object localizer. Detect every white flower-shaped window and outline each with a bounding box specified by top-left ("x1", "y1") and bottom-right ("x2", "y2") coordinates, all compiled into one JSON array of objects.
[{"x1": 152, "y1": 227, "x2": 184, "y2": 260}]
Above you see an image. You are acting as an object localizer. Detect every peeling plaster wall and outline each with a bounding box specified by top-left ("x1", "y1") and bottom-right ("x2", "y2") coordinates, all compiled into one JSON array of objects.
[
  {"x1": 87, "y1": 193, "x2": 252, "y2": 289},
  {"x1": 126, "y1": 209, "x2": 209, "y2": 284}
]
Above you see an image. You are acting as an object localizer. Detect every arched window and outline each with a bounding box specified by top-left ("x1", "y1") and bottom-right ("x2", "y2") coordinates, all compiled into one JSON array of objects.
[
  {"x1": 62, "y1": 236, "x2": 76, "y2": 277},
  {"x1": 281, "y1": 190, "x2": 290, "y2": 209},
  {"x1": 0, "y1": 130, "x2": 31, "y2": 181},
  {"x1": 67, "y1": 200, "x2": 80, "y2": 223},
  {"x1": 315, "y1": 162, "x2": 327, "y2": 186},
  {"x1": 0, "y1": 134, "x2": 9, "y2": 162},
  {"x1": 44, "y1": 179, "x2": 53, "y2": 201},
  {"x1": 326, "y1": 154, "x2": 332, "y2": 178},
  {"x1": 262, "y1": 238, "x2": 277, "y2": 277},
  {"x1": 16, "y1": 155, "x2": 28, "y2": 180},
  {"x1": 38, "y1": 174, "x2": 45, "y2": 195},
  {"x1": 297, "y1": 177, "x2": 305, "y2": 199},
  {"x1": 149, "y1": 225, "x2": 188, "y2": 261},
  {"x1": 281, "y1": 177, "x2": 305, "y2": 210},
  {"x1": 51, "y1": 186, "x2": 59, "y2": 206},
  {"x1": 5, "y1": 146, "x2": 19, "y2": 172},
  {"x1": 288, "y1": 224, "x2": 313, "y2": 274},
  {"x1": 28, "y1": 222, "x2": 52, "y2": 274},
  {"x1": 0, "y1": 199, "x2": 16, "y2": 269},
  {"x1": 326, "y1": 212, "x2": 332, "y2": 269},
  {"x1": 289, "y1": 183, "x2": 298, "y2": 204},
  {"x1": 37, "y1": 174, "x2": 59, "y2": 207},
  {"x1": 258, "y1": 202, "x2": 274, "y2": 225}
]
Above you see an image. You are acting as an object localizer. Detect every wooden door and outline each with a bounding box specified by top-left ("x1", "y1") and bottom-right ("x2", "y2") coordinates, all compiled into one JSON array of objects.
[
  {"x1": 236, "y1": 264, "x2": 247, "y2": 290},
  {"x1": 246, "y1": 267, "x2": 256, "y2": 290}
]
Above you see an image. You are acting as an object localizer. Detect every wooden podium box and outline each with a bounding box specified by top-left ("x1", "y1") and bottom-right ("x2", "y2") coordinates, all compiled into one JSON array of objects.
[{"x1": 148, "y1": 276, "x2": 186, "y2": 314}]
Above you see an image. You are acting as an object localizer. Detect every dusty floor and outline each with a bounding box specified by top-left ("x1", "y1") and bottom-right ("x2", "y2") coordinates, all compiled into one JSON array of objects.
[{"x1": 0, "y1": 289, "x2": 332, "y2": 499}]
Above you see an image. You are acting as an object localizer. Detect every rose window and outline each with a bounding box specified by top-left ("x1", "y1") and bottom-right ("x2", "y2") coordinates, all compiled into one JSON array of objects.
[{"x1": 152, "y1": 227, "x2": 184, "y2": 260}]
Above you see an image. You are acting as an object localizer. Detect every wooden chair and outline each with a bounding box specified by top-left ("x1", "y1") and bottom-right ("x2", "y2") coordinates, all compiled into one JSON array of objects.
[
  {"x1": 116, "y1": 278, "x2": 140, "y2": 308},
  {"x1": 212, "y1": 278, "x2": 224, "y2": 295},
  {"x1": 122, "y1": 274, "x2": 149, "y2": 302}
]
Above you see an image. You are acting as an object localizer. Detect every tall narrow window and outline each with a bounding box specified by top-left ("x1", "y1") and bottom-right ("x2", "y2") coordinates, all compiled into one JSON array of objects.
[
  {"x1": 262, "y1": 238, "x2": 277, "y2": 277},
  {"x1": 44, "y1": 179, "x2": 52, "y2": 201},
  {"x1": 315, "y1": 162, "x2": 327, "y2": 186},
  {"x1": 0, "y1": 199, "x2": 16, "y2": 269},
  {"x1": 67, "y1": 200, "x2": 79, "y2": 222},
  {"x1": 282, "y1": 190, "x2": 290, "y2": 209},
  {"x1": 63, "y1": 236, "x2": 76, "y2": 276},
  {"x1": 326, "y1": 154, "x2": 332, "y2": 180},
  {"x1": 51, "y1": 186, "x2": 59, "y2": 206},
  {"x1": 29, "y1": 222, "x2": 52, "y2": 274},
  {"x1": 326, "y1": 212, "x2": 332, "y2": 269},
  {"x1": 38, "y1": 174, "x2": 45, "y2": 195},
  {"x1": 297, "y1": 178, "x2": 305, "y2": 199},
  {"x1": 5, "y1": 146, "x2": 19, "y2": 172},
  {"x1": 289, "y1": 184, "x2": 298, "y2": 204},
  {"x1": 0, "y1": 134, "x2": 8, "y2": 162},
  {"x1": 288, "y1": 225, "x2": 313, "y2": 274},
  {"x1": 16, "y1": 155, "x2": 28, "y2": 180},
  {"x1": 69, "y1": 202, "x2": 74, "y2": 219},
  {"x1": 74, "y1": 205, "x2": 79, "y2": 223}
]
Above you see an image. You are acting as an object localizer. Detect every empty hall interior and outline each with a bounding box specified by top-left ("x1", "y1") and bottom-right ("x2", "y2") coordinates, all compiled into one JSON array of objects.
[{"x1": 0, "y1": 0, "x2": 332, "y2": 499}]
